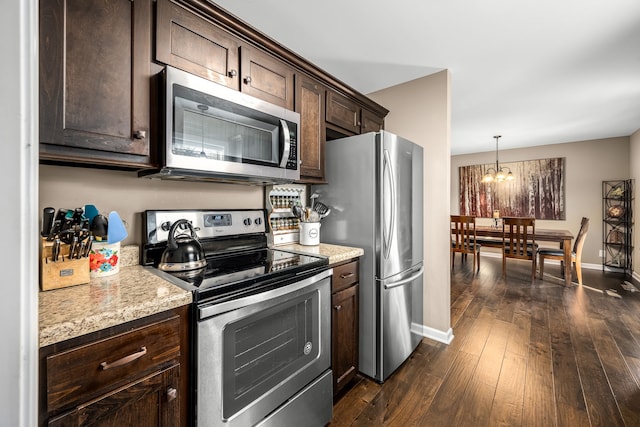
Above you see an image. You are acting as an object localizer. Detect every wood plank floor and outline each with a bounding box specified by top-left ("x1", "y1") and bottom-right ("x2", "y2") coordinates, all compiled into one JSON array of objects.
[{"x1": 330, "y1": 255, "x2": 640, "y2": 426}]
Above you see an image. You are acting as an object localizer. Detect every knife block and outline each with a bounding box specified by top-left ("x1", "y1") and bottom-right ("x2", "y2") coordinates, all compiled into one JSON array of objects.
[{"x1": 40, "y1": 238, "x2": 90, "y2": 291}]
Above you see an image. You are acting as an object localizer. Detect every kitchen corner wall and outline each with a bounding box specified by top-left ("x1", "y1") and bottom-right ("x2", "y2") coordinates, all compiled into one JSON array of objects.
[
  {"x1": 451, "y1": 136, "x2": 631, "y2": 266},
  {"x1": 368, "y1": 70, "x2": 452, "y2": 339},
  {"x1": 39, "y1": 165, "x2": 264, "y2": 247},
  {"x1": 629, "y1": 128, "x2": 640, "y2": 279}
]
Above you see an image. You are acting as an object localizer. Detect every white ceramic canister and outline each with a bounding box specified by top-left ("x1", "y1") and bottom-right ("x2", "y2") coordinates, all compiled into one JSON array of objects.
[
  {"x1": 299, "y1": 222, "x2": 321, "y2": 246},
  {"x1": 89, "y1": 241, "x2": 121, "y2": 278}
]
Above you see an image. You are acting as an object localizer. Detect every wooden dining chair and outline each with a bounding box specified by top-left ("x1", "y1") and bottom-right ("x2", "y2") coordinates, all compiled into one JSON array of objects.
[
  {"x1": 538, "y1": 217, "x2": 590, "y2": 285},
  {"x1": 502, "y1": 217, "x2": 537, "y2": 283},
  {"x1": 451, "y1": 215, "x2": 480, "y2": 272}
]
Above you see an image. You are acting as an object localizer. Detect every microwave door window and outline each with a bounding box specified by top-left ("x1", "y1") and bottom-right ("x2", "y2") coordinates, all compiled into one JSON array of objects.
[{"x1": 174, "y1": 95, "x2": 279, "y2": 166}]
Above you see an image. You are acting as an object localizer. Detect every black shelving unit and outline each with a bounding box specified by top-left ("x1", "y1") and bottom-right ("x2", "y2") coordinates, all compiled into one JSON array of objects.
[{"x1": 602, "y1": 180, "x2": 633, "y2": 274}]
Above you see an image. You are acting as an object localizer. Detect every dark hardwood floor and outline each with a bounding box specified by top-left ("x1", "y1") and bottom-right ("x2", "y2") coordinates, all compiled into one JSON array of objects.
[{"x1": 330, "y1": 255, "x2": 640, "y2": 426}]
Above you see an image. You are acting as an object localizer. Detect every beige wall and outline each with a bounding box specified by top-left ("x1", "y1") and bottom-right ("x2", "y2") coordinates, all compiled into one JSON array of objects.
[
  {"x1": 39, "y1": 165, "x2": 264, "y2": 246},
  {"x1": 630, "y1": 128, "x2": 640, "y2": 277},
  {"x1": 369, "y1": 70, "x2": 452, "y2": 336},
  {"x1": 451, "y1": 136, "x2": 630, "y2": 265}
]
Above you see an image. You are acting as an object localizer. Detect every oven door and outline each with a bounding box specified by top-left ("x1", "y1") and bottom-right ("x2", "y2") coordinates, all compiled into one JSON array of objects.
[{"x1": 196, "y1": 269, "x2": 332, "y2": 426}]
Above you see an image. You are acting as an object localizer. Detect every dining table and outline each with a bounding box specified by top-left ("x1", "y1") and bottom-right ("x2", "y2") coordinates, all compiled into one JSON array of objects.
[{"x1": 474, "y1": 225, "x2": 575, "y2": 287}]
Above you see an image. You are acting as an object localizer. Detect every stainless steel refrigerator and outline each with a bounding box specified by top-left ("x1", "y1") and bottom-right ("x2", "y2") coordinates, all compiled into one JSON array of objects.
[{"x1": 312, "y1": 130, "x2": 423, "y2": 382}]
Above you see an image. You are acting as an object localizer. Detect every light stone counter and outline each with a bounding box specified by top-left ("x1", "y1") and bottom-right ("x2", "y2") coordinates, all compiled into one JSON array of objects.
[
  {"x1": 276, "y1": 243, "x2": 363, "y2": 265},
  {"x1": 39, "y1": 246, "x2": 192, "y2": 347}
]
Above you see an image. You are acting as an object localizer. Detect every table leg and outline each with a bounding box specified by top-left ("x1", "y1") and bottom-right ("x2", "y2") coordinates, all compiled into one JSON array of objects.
[{"x1": 563, "y1": 238, "x2": 572, "y2": 286}]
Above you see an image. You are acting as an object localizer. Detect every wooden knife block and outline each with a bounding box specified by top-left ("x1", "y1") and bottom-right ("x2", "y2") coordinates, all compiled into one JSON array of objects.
[{"x1": 40, "y1": 238, "x2": 90, "y2": 291}]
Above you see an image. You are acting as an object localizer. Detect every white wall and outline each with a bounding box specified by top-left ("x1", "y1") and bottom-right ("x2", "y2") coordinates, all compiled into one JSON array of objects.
[
  {"x1": 2, "y1": 0, "x2": 39, "y2": 425},
  {"x1": 369, "y1": 70, "x2": 452, "y2": 340},
  {"x1": 451, "y1": 137, "x2": 630, "y2": 265}
]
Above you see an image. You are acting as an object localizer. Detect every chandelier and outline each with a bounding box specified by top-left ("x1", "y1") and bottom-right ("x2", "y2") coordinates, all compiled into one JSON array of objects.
[{"x1": 482, "y1": 135, "x2": 514, "y2": 183}]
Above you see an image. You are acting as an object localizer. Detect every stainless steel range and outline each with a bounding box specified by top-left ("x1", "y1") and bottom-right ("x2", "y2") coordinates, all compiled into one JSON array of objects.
[{"x1": 141, "y1": 209, "x2": 332, "y2": 426}]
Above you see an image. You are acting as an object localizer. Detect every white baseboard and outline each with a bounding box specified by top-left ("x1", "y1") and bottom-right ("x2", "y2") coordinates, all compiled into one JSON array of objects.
[
  {"x1": 418, "y1": 325, "x2": 454, "y2": 344},
  {"x1": 479, "y1": 251, "x2": 601, "y2": 271}
]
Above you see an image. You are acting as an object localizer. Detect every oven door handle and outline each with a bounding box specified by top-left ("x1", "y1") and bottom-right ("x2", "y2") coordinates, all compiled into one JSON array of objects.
[{"x1": 199, "y1": 268, "x2": 333, "y2": 319}]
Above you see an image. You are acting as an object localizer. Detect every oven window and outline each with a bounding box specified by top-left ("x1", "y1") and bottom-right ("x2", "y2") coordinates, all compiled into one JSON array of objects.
[
  {"x1": 222, "y1": 290, "x2": 319, "y2": 418},
  {"x1": 172, "y1": 85, "x2": 279, "y2": 166}
]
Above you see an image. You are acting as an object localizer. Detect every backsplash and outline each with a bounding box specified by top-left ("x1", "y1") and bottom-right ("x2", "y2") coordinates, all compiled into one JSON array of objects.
[{"x1": 39, "y1": 165, "x2": 264, "y2": 246}]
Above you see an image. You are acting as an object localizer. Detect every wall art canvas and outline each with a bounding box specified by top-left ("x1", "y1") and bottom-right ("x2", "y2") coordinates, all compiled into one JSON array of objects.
[{"x1": 459, "y1": 157, "x2": 565, "y2": 220}]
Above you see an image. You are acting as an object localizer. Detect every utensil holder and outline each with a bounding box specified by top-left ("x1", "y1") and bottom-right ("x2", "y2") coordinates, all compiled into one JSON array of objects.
[
  {"x1": 90, "y1": 241, "x2": 121, "y2": 278},
  {"x1": 299, "y1": 222, "x2": 321, "y2": 246},
  {"x1": 40, "y1": 238, "x2": 90, "y2": 291}
]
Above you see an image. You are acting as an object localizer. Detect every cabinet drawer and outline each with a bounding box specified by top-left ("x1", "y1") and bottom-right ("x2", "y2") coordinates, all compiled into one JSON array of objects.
[
  {"x1": 332, "y1": 260, "x2": 359, "y2": 292},
  {"x1": 46, "y1": 315, "x2": 181, "y2": 413}
]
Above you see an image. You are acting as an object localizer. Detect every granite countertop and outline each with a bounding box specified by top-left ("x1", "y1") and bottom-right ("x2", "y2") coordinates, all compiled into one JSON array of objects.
[
  {"x1": 276, "y1": 242, "x2": 364, "y2": 265},
  {"x1": 39, "y1": 243, "x2": 362, "y2": 348},
  {"x1": 39, "y1": 246, "x2": 192, "y2": 347}
]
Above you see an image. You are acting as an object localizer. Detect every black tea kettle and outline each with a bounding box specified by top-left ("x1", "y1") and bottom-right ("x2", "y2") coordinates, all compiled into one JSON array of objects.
[{"x1": 158, "y1": 219, "x2": 207, "y2": 272}]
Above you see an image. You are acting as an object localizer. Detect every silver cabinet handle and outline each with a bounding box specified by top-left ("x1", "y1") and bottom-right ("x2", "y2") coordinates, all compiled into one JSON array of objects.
[
  {"x1": 244, "y1": 76, "x2": 252, "y2": 84},
  {"x1": 133, "y1": 130, "x2": 146, "y2": 139},
  {"x1": 340, "y1": 272, "x2": 354, "y2": 279},
  {"x1": 167, "y1": 387, "x2": 177, "y2": 402},
  {"x1": 228, "y1": 69, "x2": 237, "y2": 77},
  {"x1": 334, "y1": 305, "x2": 342, "y2": 311},
  {"x1": 100, "y1": 346, "x2": 147, "y2": 370}
]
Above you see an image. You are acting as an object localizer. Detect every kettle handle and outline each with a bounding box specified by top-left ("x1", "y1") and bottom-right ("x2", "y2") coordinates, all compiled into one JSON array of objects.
[{"x1": 167, "y1": 219, "x2": 197, "y2": 250}]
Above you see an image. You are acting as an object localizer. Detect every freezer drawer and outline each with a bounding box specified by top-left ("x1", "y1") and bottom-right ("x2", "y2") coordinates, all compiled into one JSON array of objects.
[{"x1": 378, "y1": 264, "x2": 424, "y2": 382}]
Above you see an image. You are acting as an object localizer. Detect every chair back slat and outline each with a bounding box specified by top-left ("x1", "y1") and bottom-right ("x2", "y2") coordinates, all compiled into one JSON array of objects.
[
  {"x1": 573, "y1": 217, "x2": 590, "y2": 255},
  {"x1": 503, "y1": 217, "x2": 536, "y2": 260},
  {"x1": 451, "y1": 215, "x2": 477, "y2": 253}
]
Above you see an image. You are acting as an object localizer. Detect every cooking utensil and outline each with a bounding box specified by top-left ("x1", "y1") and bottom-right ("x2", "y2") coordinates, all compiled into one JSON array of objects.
[
  {"x1": 158, "y1": 219, "x2": 207, "y2": 272},
  {"x1": 308, "y1": 211, "x2": 320, "y2": 222},
  {"x1": 84, "y1": 204, "x2": 99, "y2": 225},
  {"x1": 41, "y1": 207, "x2": 55, "y2": 238},
  {"x1": 68, "y1": 235, "x2": 78, "y2": 261},
  {"x1": 313, "y1": 201, "x2": 331, "y2": 218},
  {"x1": 90, "y1": 214, "x2": 109, "y2": 241},
  {"x1": 309, "y1": 193, "x2": 319, "y2": 210},
  {"x1": 291, "y1": 205, "x2": 303, "y2": 220},
  {"x1": 107, "y1": 211, "x2": 128, "y2": 243}
]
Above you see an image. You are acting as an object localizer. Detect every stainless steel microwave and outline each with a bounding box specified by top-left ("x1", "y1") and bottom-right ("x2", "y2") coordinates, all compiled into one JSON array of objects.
[{"x1": 140, "y1": 66, "x2": 300, "y2": 184}]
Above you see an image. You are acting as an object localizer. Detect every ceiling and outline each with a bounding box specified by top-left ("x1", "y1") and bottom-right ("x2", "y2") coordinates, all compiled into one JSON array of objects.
[{"x1": 212, "y1": 0, "x2": 640, "y2": 155}]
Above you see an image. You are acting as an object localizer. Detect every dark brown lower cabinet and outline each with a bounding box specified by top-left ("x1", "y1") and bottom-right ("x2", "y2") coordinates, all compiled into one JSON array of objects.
[
  {"x1": 331, "y1": 259, "x2": 360, "y2": 397},
  {"x1": 47, "y1": 365, "x2": 179, "y2": 427},
  {"x1": 40, "y1": 306, "x2": 189, "y2": 427}
]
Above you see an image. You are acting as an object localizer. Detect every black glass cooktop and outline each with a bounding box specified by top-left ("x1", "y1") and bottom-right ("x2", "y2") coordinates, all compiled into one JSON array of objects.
[{"x1": 157, "y1": 248, "x2": 328, "y2": 303}]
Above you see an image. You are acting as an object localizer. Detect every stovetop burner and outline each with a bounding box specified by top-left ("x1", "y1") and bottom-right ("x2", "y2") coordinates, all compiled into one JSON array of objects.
[{"x1": 141, "y1": 209, "x2": 328, "y2": 304}]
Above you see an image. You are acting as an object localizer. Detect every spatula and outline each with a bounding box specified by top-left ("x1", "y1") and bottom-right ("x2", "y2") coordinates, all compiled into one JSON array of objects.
[
  {"x1": 84, "y1": 204, "x2": 99, "y2": 225},
  {"x1": 107, "y1": 211, "x2": 128, "y2": 244}
]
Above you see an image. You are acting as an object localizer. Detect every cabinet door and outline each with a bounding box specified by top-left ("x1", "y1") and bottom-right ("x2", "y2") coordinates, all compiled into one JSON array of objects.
[
  {"x1": 48, "y1": 365, "x2": 180, "y2": 427},
  {"x1": 326, "y1": 90, "x2": 361, "y2": 134},
  {"x1": 332, "y1": 284, "x2": 359, "y2": 396},
  {"x1": 361, "y1": 108, "x2": 384, "y2": 134},
  {"x1": 156, "y1": 0, "x2": 240, "y2": 89},
  {"x1": 296, "y1": 74, "x2": 325, "y2": 181},
  {"x1": 240, "y1": 46, "x2": 295, "y2": 110},
  {"x1": 39, "y1": 0, "x2": 153, "y2": 167}
]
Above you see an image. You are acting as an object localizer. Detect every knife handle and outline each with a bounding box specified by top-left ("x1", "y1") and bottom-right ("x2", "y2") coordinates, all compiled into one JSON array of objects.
[
  {"x1": 68, "y1": 236, "x2": 78, "y2": 261},
  {"x1": 52, "y1": 238, "x2": 60, "y2": 262}
]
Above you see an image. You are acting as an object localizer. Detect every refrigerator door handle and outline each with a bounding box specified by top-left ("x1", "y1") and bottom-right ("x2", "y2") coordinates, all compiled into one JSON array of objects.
[
  {"x1": 383, "y1": 266, "x2": 424, "y2": 290},
  {"x1": 382, "y1": 149, "x2": 396, "y2": 260}
]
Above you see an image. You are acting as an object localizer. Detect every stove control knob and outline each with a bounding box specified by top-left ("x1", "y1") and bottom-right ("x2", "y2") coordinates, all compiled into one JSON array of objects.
[
  {"x1": 243, "y1": 217, "x2": 252, "y2": 227},
  {"x1": 254, "y1": 217, "x2": 262, "y2": 226}
]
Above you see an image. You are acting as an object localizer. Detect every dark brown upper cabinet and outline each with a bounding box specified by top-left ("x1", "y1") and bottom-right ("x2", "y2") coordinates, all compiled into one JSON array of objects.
[
  {"x1": 39, "y1": 0, "x2": 155, "y2": 168},
  {"x1": 156, "y1": 0, "x2": 294, "y2": 110},
  {"x1": 326, "y1": 90, "x2": 385, "y2": 136},
  {"x1": 296, "y1": 74, "x2": 326, "y2": 182}
]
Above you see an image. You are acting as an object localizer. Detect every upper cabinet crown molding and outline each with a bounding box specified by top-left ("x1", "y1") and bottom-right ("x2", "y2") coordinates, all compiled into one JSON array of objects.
[{"x1": 174, "y1": 0, "x2": 389, "y2": 118}]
